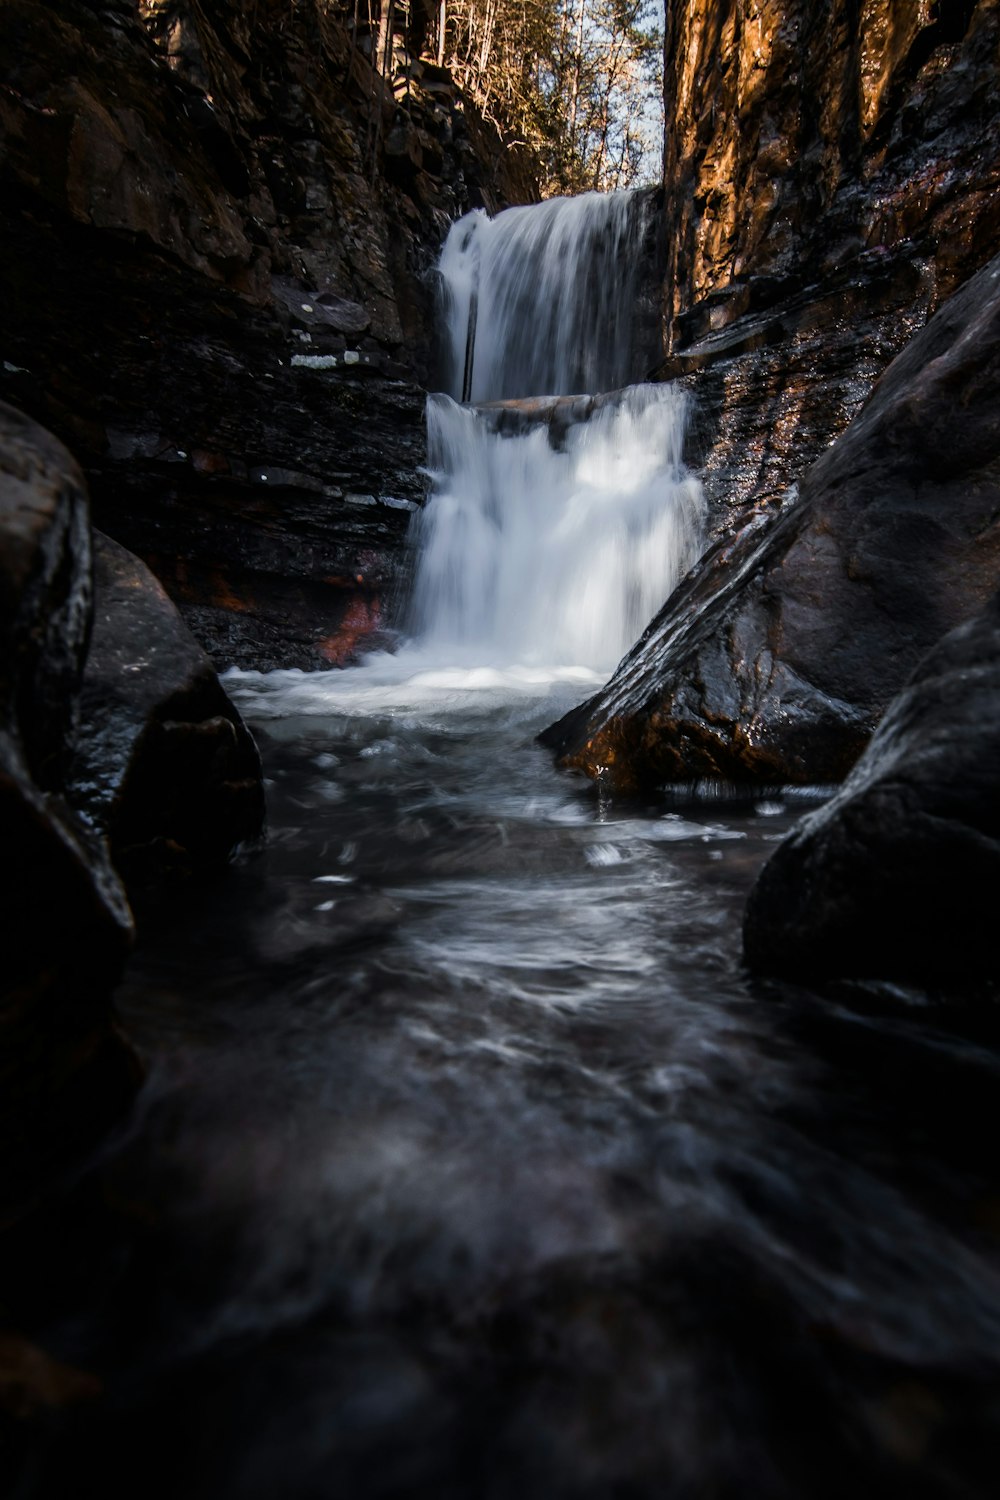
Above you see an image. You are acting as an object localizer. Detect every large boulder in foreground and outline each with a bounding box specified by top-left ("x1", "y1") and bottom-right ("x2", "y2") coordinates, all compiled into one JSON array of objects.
[
  {"x1": 0, "y1": 402, "x2": 91, "y2": 787},
  {"x1": 0, "y1": 402, "x2": 265, "y2": 1206},
  {"x1": 743, "y1": 591, "x2": 1000, "y2": 985},
  {"x1": 0, "y1": 0, "x2": 537, "y2": 672},
  {"x1": 70, "y1": 533, "x2": 265, "y2": 882},
  {"x1": 542, "y1": 251, "x2": 1000, "y2": 791},
  {"x1": 0, "y1": 733, "x2": 137, "y2": 1207},
  {"x1": 0, "y1": 404, "x2": 136, "y2": 1205}
]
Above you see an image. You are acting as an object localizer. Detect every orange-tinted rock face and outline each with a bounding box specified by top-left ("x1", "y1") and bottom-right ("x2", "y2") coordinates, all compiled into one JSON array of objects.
[
  {"x1": 662, "y1": 0, "x2": 997, "y2": 348},
  {"x1": 650, "y1": 4, "x2": 1000, "y2": 573},
  {"x1": 544, "y1": 249, "x2": 1000, "y2": 792},
  {"x1": 647, "y1": 3, "x2": 1000, "y2": 569},
  {"x1": 542, "y1": 3, "x2": 1000, "y2": 793}
]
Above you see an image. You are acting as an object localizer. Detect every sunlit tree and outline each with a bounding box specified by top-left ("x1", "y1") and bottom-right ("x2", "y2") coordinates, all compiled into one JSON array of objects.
[{"x1": 435, "y1": 0, "x2": 663, "y2": 192}]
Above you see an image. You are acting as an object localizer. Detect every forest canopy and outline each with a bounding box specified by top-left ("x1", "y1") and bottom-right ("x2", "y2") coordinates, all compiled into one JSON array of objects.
[
  {"x1": 354, "y1": 0, "x2": 665, "y2": 194},
  {"x1": 439, "y1": 0, "x2": 664, "y2": 192}
]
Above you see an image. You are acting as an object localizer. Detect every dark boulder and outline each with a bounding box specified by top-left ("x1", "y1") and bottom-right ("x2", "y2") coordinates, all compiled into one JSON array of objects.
[
  {"x1": 543, "y1": 251, "x2": 1000, "y2": 791},
  {"x1": 70, "y1": 533, "x2": 265, "y2": 882},
  {"x1": 0, "y1": 406, "x2": 136, "y2": 1206},
  {"x1": 0, "y1": 736, "x2": 137, "y2": 1208},
  {"x1": 743, "y1": 591, "x2": 1000, "y2": 985},
  {"x1": 0, "y1": 403, "x2": 264, "y2": 1207},
  {"x1": 662, "y1": 1, "x2": 1000, "y2": 355},
  {"x1": 0, "y1": 401, "x2": 91, "y2": 789}
]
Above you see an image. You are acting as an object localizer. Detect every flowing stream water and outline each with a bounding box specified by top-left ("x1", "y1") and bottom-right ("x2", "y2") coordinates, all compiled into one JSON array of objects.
[{"x1": 14, "y1": 192, "x2": 1000, "y2": 1500}]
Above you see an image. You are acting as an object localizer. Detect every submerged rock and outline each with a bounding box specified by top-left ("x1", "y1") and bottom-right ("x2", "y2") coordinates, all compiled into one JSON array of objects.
[
  {"x1": 70, "y1": 533, "x2": 265, "y2": 881},
  {"x1": 0, "y1": 1331, "x2": 102, "y2": 1420},
  {"x1": 743, "y1": 591, "x2": 1000, "y2": 985},
  {"x1": 543, "y1": 250, "x2": 1000, "y2": 791}
]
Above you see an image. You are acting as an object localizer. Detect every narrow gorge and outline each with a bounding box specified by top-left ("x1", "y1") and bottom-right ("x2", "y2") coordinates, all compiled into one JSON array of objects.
[{"x1": 3, "y1": 3, "x2": 1000, "y2": 1497}]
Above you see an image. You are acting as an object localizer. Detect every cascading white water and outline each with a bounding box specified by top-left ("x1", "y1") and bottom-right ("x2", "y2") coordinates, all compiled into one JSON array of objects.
[
  {"x1": 233, "y1": 190, "x2": 704, "y2": 718},
  {"x1": 439, "y1": 191, "x2": 652, "y2": 402},
  {"x1": 405, "y1": 189, "x2": 704, "y2": 680},
  {"x1": 411, "y1": 386, "x2": 703, "y2": 673}
]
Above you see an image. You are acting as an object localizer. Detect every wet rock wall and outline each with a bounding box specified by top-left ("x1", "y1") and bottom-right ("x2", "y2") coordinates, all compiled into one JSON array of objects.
[
  {"x1": 544, "y1": 250, "x2": 1000, "y2": 791},
  {"x1": 543, "y1": 1, "x2": 1000, "y2": 791},
  {"x1": 0, "y1": 0, "x2": 537, "y2": 670},
  {"x1": 658, "y1": 0, "x2": 1000, "y2": 541},
  {"x1": 663, "y1": 0, "x2": 998, "y2": 350}
]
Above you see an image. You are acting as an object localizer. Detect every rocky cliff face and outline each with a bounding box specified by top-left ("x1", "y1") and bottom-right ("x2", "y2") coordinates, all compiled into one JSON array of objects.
[
  {"x1": 0, "y1": 0, "x2": 536, "y2": 670},
  {"x1": 659, "y1": 0, "x2": 1000, "y2": 542},
  {"x1": 743, "y1": 586, "x2": 1000, "y2": 986},
  {"x1": 663, "y1": 0, "x2": 998, "y2": 350},
  {"x1": 544, "y1": 1, "x2": 1000, "y2": 789}
]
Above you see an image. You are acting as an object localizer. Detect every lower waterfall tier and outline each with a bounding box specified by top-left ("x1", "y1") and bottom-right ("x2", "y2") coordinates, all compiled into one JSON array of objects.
[{"x1": 411, "y1": 385, "x2": 704, "y2": 674}]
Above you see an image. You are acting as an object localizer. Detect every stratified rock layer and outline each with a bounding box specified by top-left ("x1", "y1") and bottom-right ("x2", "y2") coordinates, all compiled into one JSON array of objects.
[
  {"x1": 71, "y1": 533, "x2": 265, "y2": 881},
  {"x1": 657, "y1": 1, "x2": 1000, "y2": 550},
  {"x1": 663, "y1": 0, "x2": 1000, "y2": 350},
  {"x1": 744, "y1": 591, "x2": 1000, "y2": 984},
  {"x1": 543, "y1": 251, "x2": 1000, "y2": 790},
  {"x1": 0, "y1": 400, "x2": 267, "y2": 1207},
  {"x1": 0, "y1": 0, "x2": 536, "y2": 670}
]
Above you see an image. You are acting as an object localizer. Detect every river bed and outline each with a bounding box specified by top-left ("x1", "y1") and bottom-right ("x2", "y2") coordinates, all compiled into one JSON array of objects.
[{"x1": 13, "y1": 668, "x2": 1000, "y2": 1499}]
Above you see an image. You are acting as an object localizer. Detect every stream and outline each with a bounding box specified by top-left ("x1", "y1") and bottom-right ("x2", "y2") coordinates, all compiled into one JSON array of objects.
[
  {"x1": 11, "y1": 191, "x2": 1000, "y2": 1499},
  {"x1": 15, "y1": 681, "x2": 1000, "y2": 1499}
]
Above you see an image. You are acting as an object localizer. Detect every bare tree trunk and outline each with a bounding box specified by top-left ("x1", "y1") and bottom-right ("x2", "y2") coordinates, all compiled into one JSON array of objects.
[
  {"x1": 341, "y1": 0, "x2": 361, "y2": 87},
  {"x1": 567, "y1": 0, "x2": 587, "y2": 158},
  {"x1": 376, "y1": 0, "x2": 392, "y2": 74}
]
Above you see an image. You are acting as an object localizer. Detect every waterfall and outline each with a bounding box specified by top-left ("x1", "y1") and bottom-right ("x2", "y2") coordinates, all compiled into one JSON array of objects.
[
  {"x1": 411, "y1": 387, "x2": 702, "y2": 673},
  {"x1": 406, "y1": 190, "x2": 704, "y2": 677},
  {"x1": 234, "y1": 192, "x2": 703, "y2": 716},
  {"x1": 438, "y1": 191, "x2": 654, "y2": 403}
]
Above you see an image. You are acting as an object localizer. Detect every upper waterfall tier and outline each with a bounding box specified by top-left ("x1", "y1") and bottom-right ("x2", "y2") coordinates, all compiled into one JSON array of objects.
[{"x1": 438, "y1": 191, "x2": 658, "y2": 403}]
